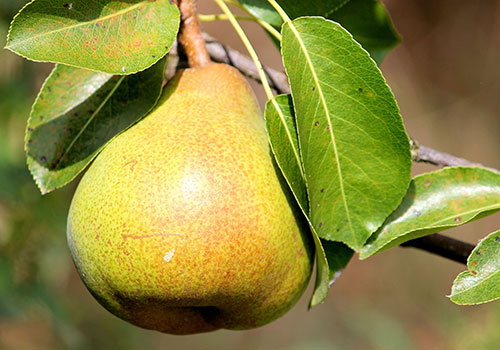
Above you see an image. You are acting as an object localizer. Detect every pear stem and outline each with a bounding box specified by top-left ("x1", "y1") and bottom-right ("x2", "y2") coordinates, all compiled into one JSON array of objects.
[
  {"x1": 198, "y1": 14, "x2": 282, "y2": 41},
  {"x1": 177, "y1": 0, "x2": 211, "y2": 68}
]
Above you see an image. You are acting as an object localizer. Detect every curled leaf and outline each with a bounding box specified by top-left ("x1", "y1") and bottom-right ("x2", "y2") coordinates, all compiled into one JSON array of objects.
[
  {"x1": 360, "y1": 167, "x2": 500, "y2": 259},
  {"x1": 451, "y1": 229, "x2": 500, "y2": 305}
]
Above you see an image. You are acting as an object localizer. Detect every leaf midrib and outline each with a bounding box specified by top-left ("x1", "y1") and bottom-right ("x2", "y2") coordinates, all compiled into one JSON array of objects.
[
  {"x1": 286, "y1": 19, "x2": 355, "y2": 240},
  {"x1": 432, "y1": 203, "x2": 500, "y2": 226},
  {"x1": 54, "y1": 75, "x2": 126, "y2": 170},
  {"x1": 271, "y1": 98, "x2": 307, "y2": 184},
  {"x1": 8, "y1": 2, "x2": 148, "y2": 49},
  {"x1": 366, "y1": 203, "x2": 500, "y2": 257},
  {"x1": 453, "y1": 268, "x2": 500, "y2": 297}
]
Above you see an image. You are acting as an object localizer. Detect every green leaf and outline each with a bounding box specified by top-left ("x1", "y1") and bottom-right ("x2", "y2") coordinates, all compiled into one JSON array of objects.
[
  {"x1": 273, "y1": 0, "x2": 349, "y2": 17},
  {"x1": 265, "y1": 95, "x2": 308, "y2": 209},
  {"x1": 238, "y1": 0, "x2": 400, "y2": 63},
  {"x1": 451, "y1": 229, "x2": 500, "y2": 305},
  {"x1": 281, "y1": 17, "x2": 411, "y2": 251},
  {"x1": 322, "y1": 238, "x2": 354, "y2": 283},
  {"x1": 237, "y1": 0, "x2": 283, "y2": 27},
  {"x1": 360, "y1": 167, "x2": 500, "y2": 259},
  {"x1": 264, "y1": 95, "x2": 329, "y2": 306},
  {"x1": 26, "y1": 58, "x2": 167, "y2": 194},
  {"x1": 6, "y1": 0, "x2": 179, "y2": 74},
  {"x1": 239, "y1": 0, "x2": 347, "y2": 25},
  {"x1": 264, "y1": 94, "x2": 353, "y2": 306},
  {"x1": 328, "y1": 0, "x2": 400, "y2": 64}
]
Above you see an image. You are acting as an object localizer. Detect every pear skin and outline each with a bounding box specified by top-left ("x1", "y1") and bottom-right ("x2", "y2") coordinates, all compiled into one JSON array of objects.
[{"x1": 67, "y1": 63, "x2": 313, "y2": 335}]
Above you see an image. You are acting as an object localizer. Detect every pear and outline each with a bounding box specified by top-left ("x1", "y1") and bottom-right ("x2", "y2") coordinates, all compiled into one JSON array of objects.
[{"x1": 67, "y1": 63, "x2": 313, "y2": 335}]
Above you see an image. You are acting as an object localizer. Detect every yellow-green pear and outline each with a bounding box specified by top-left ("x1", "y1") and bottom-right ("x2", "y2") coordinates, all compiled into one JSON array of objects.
[{"x1": 67, "y1": 63, "x2": 313, "y2": 335}]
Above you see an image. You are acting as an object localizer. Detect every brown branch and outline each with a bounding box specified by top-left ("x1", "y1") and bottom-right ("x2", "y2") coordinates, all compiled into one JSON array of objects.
[
  {"x1": 202, "y1": 33, "x2": 291, "y2": 94},
  {"x1": 401, "y1": 234, "x2": 475, "y2": 265},
  {"x1": 410, "y1": 140, "x2": 492, "y2": 169},
  {"x1": 178, "y1": 0, "x2": 211, "y2": 68},
  {"x1": 172, "y1": 35, "x2": 498, "y2": 265}
]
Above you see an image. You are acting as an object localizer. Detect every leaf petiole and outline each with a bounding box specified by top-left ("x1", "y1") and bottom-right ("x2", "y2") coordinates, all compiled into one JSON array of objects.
[
  {"x1": 198, "y1": 13, "x2": 281, "y2": 41},
  {"x1": 212, "y1": 0, "x2": 275, "y2": 101},
  {"x1": 266, "y1": 0, "x2": 292, "y2": 24}
]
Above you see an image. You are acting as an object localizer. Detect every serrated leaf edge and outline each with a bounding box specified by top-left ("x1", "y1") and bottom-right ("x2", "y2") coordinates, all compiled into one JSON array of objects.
[
  {"x1": 5, "y1": 0, "x2": 179, "y2": 75},
  {"x1": 8, "y1": 2, "x2": 147, "y2": 51},
  {"x1": 25, "y1": 59, "x2": 168, "y2": 194},
  {"x1": 25, "y1": 65, "x2": 113, "y2": 194}
]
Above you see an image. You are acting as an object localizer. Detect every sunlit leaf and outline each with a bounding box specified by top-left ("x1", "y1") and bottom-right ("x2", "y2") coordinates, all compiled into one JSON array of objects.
[
  {"x1": 281, "y1": 17, "x2": 411, "y2": 250},
  {"x1": 26, "y1": 58, "x2": 167, "y2": 194},
  {"x1": 451, "y1": 229, "x2": 500, "y2": 305},
  {"x1": 265, "y1": 94, "x2": 329, "y2": 306},
  {"x1": 265, "y1": 94, "x2": 353, "y2": 306},
  {"x1": 6, "y1": 0, "x2": 179, "y2": 74},
  {"x1": 360, "y1": 167, "x2": 500, "y2": 259},
  {"x1": 265, "y1": 95, "x2": 307, "y2": 209}
]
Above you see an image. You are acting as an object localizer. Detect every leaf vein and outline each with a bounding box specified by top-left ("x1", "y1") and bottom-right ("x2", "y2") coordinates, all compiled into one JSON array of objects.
[
  {"x1": 8, "y1": 2, "x2": 148, "y2": 49},
  {"x1": 54, "y1": 75, "x2": 126, "y2": 169},
  {"x1": 287, "y1": 21, "x2": 355, "y2": 239}
]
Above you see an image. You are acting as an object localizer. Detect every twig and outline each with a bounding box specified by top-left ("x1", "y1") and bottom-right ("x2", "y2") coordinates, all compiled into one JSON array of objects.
[
  {"x1": 411, "y1": 140, "x2": 486, "y2": 168},
  {"x1": 202, "y1": 33, "x2": 290, "y2": 94},
  {"x1": 401, "y1": 234, "x2": 475, "y2": 265},
  {"x1": 198, "y1": 14, "x2": 282, "y2": 41}
]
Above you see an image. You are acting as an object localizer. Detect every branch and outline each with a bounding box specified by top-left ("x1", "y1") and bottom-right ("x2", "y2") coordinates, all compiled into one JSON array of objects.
[
  {"x1": 202, "y1": 33, "x2": 290, "y2": 94},
  {"x1": 401, "y1": 234, "x2": 475, "y2": 265},
  {"x1": 410, "y1": 140, "x2": 495, "y2": 169},
  {"x1": 183, "y1": 35, "x2": 498, "y2": 265}
]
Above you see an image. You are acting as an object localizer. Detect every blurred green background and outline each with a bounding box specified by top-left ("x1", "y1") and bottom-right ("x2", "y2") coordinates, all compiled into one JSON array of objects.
[{"x1": 0, "y1": 0, "x2": 499, "y2": 349}]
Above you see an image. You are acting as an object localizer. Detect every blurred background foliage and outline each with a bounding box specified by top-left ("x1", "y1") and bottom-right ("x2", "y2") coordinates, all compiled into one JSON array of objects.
[{"x1": 0, "y1": 0, "x2": 499, "y2": 349}]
